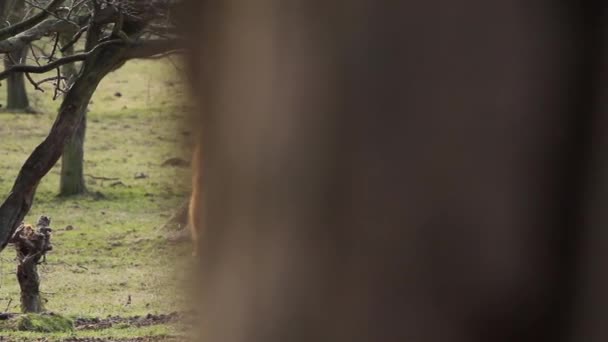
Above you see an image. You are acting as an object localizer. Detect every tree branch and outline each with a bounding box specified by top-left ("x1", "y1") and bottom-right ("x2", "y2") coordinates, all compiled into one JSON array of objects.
[
  {"x1": 0, "y1": 4, "x2": 121, "y2": 54},
  {"x1": 1, "y1": 51, "x2": 84, "y2": 78},
  {"x1": 0, "y1": 39, "x2": 124, "y2": 80},
  {"x1": 0, "y1": 0, "x2": 65, "y2": 41},
  {"x1": 59, "y1": 24, "x2": 88, "y2": 53},
  {"x1": 0, "y1": 17, "x2": 74, "y2": 54}
]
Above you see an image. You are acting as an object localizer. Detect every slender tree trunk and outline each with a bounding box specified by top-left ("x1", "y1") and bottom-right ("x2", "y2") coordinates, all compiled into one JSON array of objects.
[
  {"x1": 4, "y1": 45, "x2": 30, "y2": 112},
  {"x1": 59, "y1": 35, "x2": 87, "y2": 196},
  {"x1": 2, "y1": 0, "x2": 30, "y2": 113},
  {"x1": 59, "y1": 115, "x2": 86, "y2": 195}
]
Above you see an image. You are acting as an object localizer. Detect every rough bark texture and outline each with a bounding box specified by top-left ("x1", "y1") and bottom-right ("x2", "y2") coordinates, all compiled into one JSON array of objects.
[
  {"x1": 59, "y1": 116, "x2": 87, "y2": 195},
  {"x1": 11, "y1": 216, "x2": 53, "y2": 313},
  {"x1": 4, "y1": 45, "x2": 30, "y2": 111},
  {"x1": 59, "y1": 34, "x2": 87, "y2": 196}
]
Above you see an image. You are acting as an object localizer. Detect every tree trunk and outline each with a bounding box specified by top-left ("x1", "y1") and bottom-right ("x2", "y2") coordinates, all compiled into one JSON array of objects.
[
  {"x1": 2, "y1": 0, "x2": 30, "y2": 113},
  {"x1": 4, "y1": 45, "x2": 30, "y2": 112},
  {"x1": 59, "y1": 35, "x2": 88, "y2": 196},
  {"x1": 17, "y1": 262, "x2": 42, "y2": 313},
  {"x1": 59, "y1": 115, "x2": 87, "y2": 196},
  {"x1": 59, "y1": 32, "x2": 87, "y2": 196}
]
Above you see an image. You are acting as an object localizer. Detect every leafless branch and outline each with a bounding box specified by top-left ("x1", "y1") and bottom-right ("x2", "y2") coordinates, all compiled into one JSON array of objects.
[
  {"x1": 53, "y1": 67, "x2": 62, "y2": 99},
  {"x1": 29, "y1": 44, "x2": 42, "y2": 66},
  {"x1": 36, "y1": 75, "x2": 67, "y2": 88},
  {"x1": 1, "y1": 53, "x2": 85, "y2": 79},
  {"x1": 66, "y1": 0, "x2": 90, "y2": 21},
  {"x1": 26, "y1": 72, "x2": 45, "y2": 92},
  {"x1": 49, "y1": 32, "x2": 61, "y2": 60},
  {"x1": 0, "y1": 17, "x2": 76, "y2": 54},
  {"x1": 0, "y1": 39, "x2": 124, "y2": 80},
  {"x1": 0, "y1": 0, "x2": 65, "y2": 41},
  {"x1": 0, "y1": 3, "x2": 123, "y2": 54},
  {"x1": 60, "y1": 24, "x2": 87, "y2": 52},
  {"x1": 24, "y1": 0, "x2": 81, "y2": 29}
]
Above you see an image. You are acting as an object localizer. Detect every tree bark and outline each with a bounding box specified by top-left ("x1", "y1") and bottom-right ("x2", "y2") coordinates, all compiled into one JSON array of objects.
[
  {"x1": 4, "y1": 45, "x2": 30, "y2": 112},
  {"x1": 17, "y1": 262, "x2": 42, "y2": 313},
  {"x1": 2, "y1": 0, "x2": 31, "y2": 113},
  {"x1": 59, "y1": 34, "x2": 87, "y2": 196},
  {"x1": 59, "y1": 115, "x2": 87, "y2": 195}
]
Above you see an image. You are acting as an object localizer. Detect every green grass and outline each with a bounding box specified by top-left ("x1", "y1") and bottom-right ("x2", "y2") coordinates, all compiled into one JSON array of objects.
[
  {"x1": 1, "y1": 323, "x2": 182, "y2": 341},
  {"x1": 13, "y1": 313, "x2": 74, "y2": 333},
  {"x1": 0, "y1": 57, "x2": 196, "y2": 341}
]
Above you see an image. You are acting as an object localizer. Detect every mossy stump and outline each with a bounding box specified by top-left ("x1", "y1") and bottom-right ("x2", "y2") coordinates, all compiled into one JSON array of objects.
[{"x1": 0, "y1": 313, "x2": 73, "y2": 333}]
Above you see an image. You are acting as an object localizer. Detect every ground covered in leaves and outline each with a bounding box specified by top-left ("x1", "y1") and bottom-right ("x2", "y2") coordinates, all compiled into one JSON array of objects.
[{"x1": 0, "y1": 58, "x2": 196, "y2": 341}]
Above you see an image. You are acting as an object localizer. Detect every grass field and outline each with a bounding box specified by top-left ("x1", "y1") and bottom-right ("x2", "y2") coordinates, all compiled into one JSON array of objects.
[{"x1": 0, "y1": 57, "x2": 195, "y2": 341}]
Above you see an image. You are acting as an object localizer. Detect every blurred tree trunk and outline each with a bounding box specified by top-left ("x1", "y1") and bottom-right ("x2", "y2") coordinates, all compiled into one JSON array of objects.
[
  {"x1": 184, "y1": 1, "x2": 606, "y2": 342},
  {"x1": 2, "y1": 0, "x2": 31, "y2": 113}
]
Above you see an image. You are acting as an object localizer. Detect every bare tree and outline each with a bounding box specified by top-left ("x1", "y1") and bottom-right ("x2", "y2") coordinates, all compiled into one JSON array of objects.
[{"x1": 0, "y1": 0, "x2": 184, "y2": 250}]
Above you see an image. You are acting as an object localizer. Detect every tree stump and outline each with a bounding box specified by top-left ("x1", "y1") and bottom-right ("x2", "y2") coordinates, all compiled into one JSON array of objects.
[{"x1": 10, "y1": 216, "x2": 53, "y2": 313}]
